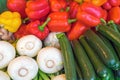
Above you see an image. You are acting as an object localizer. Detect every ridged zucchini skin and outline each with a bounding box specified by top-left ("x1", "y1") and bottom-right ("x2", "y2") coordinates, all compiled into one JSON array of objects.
[
  {"x1": 71, "y1": 39, "x2": 97, "y2": 80},
  {"x1": 79, "y1": 36, "x2": 115, "y2": 80},
  {"x1": 114, "y1": 70, "x2": 120, "y2": 80},
  {"x1": 57, "y1": 33, "x2": 77, "y2": 80},
  {"x1": 84, "y1": 29, "x2": 120, "y2": 70},
  {"x1": 96, "y1": 25, "x2": 120, "y2": 47}
]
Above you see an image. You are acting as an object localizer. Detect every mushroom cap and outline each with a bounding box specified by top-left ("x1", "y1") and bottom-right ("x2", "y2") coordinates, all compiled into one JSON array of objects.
[
  {"x1": 7, "y1": 56, "x2": 38, "y2": 80},
  {"x1": 0, "y1": 41, "x2": 15, "y2": 69},
  {"x1": 0, "y1": 71, "x2": 10, "y2": 80},
  {"x1": 16, "y1": 35, "x2": 42, "y2": 57},
  {"x1": 37, "y1": 47, "x2": 63, "y2": 73}
]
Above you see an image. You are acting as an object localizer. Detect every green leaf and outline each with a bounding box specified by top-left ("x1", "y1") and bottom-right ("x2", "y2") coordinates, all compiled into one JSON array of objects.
[{"x1": 0, "y1": 0, "x2": 8, "y2": 13}]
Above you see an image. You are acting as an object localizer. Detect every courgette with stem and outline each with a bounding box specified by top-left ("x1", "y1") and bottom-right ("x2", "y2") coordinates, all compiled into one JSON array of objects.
[
  {"x1": 71, "y1": 39, "x2": 97, "y2": 80},
  {"x1": 79, "y1": 36, "x2": 115, "y2": 80},
  {"x1": 84, "y1": 29, "x2": 120, "y2": 70},
  {"x1": 56, "y1": 33, "x2": 77, "y2": 80},
  {"x1": 96, "y1": 23, "x2": 120, "y2": 47}
]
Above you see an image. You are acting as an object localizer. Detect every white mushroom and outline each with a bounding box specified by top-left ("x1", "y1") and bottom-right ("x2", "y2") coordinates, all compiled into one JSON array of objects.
[
  {"x1": 37, "y1": 47, "x2": 63, "y2": 74},
  {"x1": 0, "y1": 70, "x2": 10, "y2": 80},
  {"x1": 52, "y1": 74, "x2": 66, "y2": 80},
  {"x1": 44, "y1": 32, "x2": 61, "y2": 49},
  {"x1": 16, "y1": 35, "x2": 42, "y2": 57},
  {"x1": 7, "y1": 56, "x2": 38, "y2": 80},
  {"x1": 0, "y1": 41, "x2": 15, "y2": 69}
]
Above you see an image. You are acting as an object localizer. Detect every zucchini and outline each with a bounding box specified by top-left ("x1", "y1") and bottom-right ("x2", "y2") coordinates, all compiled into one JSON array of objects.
[
  {"x1": 84, "y1": 29, "x2": 120, "y2": 70},
  {"x1": 79, "y1": 36, "x2": 115, "y2": 80},
  {"x1": 97, "y1": 33, "x2": 119, "y2": 60},
  {"x1": 56, "y1": 33, "x2": 77, "y2": 80},
  {"x1": 96, "y1": 24, "x2": 120, "y2": 47},
  {"x1": 75, "y1": 62, "x2": 83, "y2": 80},
  {"x1": 114, "y1": 70, "x2": 120, "y2": 80},
  {"x1": 71, "y1": 39, "x2": 97, "y2": 80}
]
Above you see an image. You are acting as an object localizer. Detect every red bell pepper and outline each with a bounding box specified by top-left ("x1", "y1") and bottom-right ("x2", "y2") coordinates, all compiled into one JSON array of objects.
[
  {"x1": 48, "y1": 11, "x2": 76, "y2": 32},
  {"x1": 107, "y1": 6, "x2": 120, "y2": 24},
  {"x1": 102, "y1": 0, "x2": 120, "y2": 10},
  {"x1": 7, "y1": 0, "x2": 27, "y2": 18},
  {"x1": 14, "y1": 24, "x2": 29, "y2": 39},
  {"x1": 76, "y1": 2, "x2": 105, "y2": 27},
  {"x1": 67, "y1": 21, "x2": 88, "y2": 40},
  {"x1": 26, "y1": 18, "x2": 50, "y2": 40},
  {"x1": 25, "y1": 0, "x2": 50, "y2": 20},
  {"x1": 49, "y1": 0, "x2": 67, "y2": 12},
  {"x1": 69, "y1": 1, "x2": 79, "y2": 18},
  {"x1": 102, "y1": 1, "x2": 112, "y2": 10},
  {"x1": 108, "y1": 0, "x2": 120, "y2": 7}
]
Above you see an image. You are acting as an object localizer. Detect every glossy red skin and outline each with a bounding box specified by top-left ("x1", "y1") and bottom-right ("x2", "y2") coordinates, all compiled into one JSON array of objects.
[
  {"x1": 67, "y1": 21, "x2": 88, "y2": 40},
  {"x1": 49, "y1": 0, "x2": 67, "y2": 12},
  {"x1": 108, "y1": 6, "x2": 120, "y2": 24},
  {"x1": 26, "y1": 20, "x2": 49, "y2": 40},
  {"x1": 25, "y1": 0, "x2": 50, "y2": 20},
  {"x1": 7, "y1": 0, "x2": 27, "y2": 18},
  {"x1": 48, "y1": 12, "x2": 71, "y2": 32}
]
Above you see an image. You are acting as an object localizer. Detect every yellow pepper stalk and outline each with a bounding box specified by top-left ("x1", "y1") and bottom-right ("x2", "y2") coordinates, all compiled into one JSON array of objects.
[{"x1": 0, "y1": 11, "x2": 22, "y2": 32}]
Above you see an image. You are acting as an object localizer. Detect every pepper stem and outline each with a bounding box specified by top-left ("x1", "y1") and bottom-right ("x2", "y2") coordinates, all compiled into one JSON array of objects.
[
  {"x1": 68, "y1": 19, "x2": 77, "y2": 24},
  {"x1": 108, "y1": 20, "x2": 119, "y2": 32},
  {"x1": 38, "y1": 18, "x2": 51, "y2": 31},
  {"x1": 100, "y1": 18, "x2": 106, "y2": 25}
]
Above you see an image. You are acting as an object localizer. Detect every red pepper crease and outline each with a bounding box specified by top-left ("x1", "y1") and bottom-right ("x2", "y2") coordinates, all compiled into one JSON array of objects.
[
  {"x1": 76, "y1": 2, "x2": 105, "y2": 27},
  {"x1": 25, "y1": 0, "x2": 50, "y2": 20},
  {"x1": 69, "y1": 1, "x2": 79, "y2": 18},
  {"x1": 26, "y1": 18, "x2": 50, "y2": 40},
  {"x1": 7, "y1": 0, "x2": 27, "y2": 18},
  {"x1": 14, "y1": 24, "x2": 29, "y2": 39},
  {"x1": 48, "y1": 11, "x2": 76, "y2": 32},
  {"x1": 49, "y1": 0, "x2": 67, "y2": 12},
  {"x1": 67, "y1": 21, "x2": 88, "y2": 40}
]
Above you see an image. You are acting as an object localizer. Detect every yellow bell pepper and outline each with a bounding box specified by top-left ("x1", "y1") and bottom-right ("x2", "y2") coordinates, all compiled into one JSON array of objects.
[{"x1": 0, "y1": 11, "x2": 21, "y2": 32}]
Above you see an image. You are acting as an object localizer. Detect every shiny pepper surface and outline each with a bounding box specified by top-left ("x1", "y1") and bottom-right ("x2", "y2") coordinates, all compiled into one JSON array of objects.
[
  {"x1": 0, "y1": 11, "x2": 21, "y2": 32},
  {"x1": 26, "y1": 19, "x2": 50, "y2": 40},
  {"x1": 7, "y1": 0, "x2": 27, "y2": 18},
  {"x1": 108, "y1": 7, "x2": 120, "y2": 24},
  {"x1": 25, "y1": 0, "x2": 50, "y2": 20},
  {"x1": 49, "y1": 0, "x2": 67, "y2": 12},
  {"x1": 76, "y1": 2, "x2": 105, "y2": 27},
  {"x1": 48, "y1": 12, "x2": 73, "y2": 32}
]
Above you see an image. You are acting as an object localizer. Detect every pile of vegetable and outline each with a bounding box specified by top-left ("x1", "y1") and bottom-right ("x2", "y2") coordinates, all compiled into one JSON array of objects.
[{"x1": 0, "y1": 0, "x2": 120, "y2": 80}]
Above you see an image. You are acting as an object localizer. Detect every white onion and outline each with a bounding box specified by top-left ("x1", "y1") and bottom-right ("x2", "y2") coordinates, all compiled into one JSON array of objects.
[
  {"x1": 0, "y1": 41, "x2": 15, "y2": 69},
  {"x1": 7, "y1": 56, "x2": 38, "y2": 80},
  {"x1": 37, "y1": 47, "x2": 63, "y2": 73},
  {"x1": 16, "y1": 35, "x2": 42, "y2": 57},
  {"x1": 0, "y1": 71, "x2": 10, "y2": 80},
  {"x1": 44, "y1": 32, "x2": 61, "y2": 49},
  {"x1": 52, "y1": 74, "x2": 66, "y2": 80}
]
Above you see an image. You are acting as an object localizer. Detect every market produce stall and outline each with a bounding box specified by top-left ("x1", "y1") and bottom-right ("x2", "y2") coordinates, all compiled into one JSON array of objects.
[{"x1": 0, "y1": 0, "x2": 120, "y2": 80}]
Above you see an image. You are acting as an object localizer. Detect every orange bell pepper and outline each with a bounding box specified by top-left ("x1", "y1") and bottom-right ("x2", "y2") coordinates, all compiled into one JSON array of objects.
[{"x1": 91, "y1": 0, "x2": 107, "y2": 6}]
